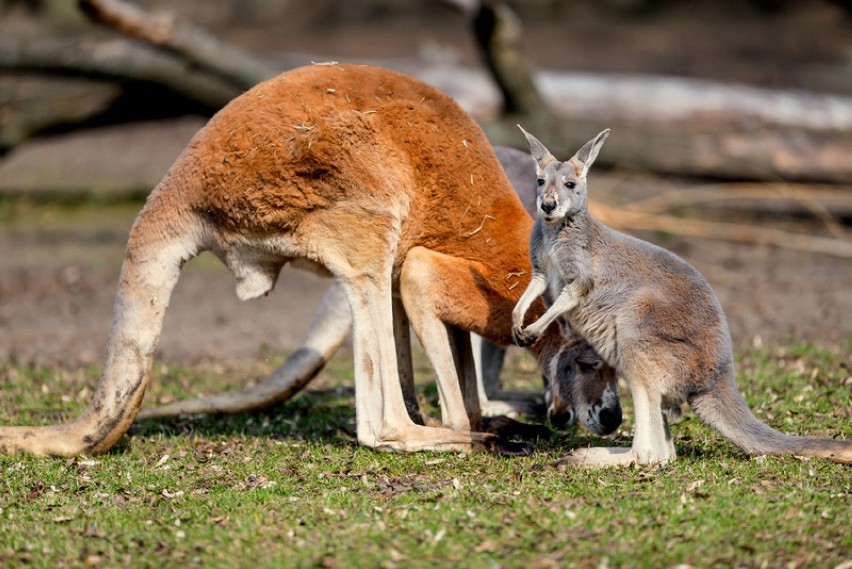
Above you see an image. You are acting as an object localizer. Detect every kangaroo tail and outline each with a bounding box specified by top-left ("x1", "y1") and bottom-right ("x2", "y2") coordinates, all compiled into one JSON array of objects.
[
  {"x1": 689, "y1": 364, "x2": 852, "y2": 464},
  {"x1": 137, "y1": 280, "x2": 352, "y2": 419},
  {"x1": 0, "y1": 191, "x2": 203, "y2": 456}
]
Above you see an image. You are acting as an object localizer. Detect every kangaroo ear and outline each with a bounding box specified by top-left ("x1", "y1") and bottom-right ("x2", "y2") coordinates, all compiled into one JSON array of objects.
[
  {"x1": 517, "y1": 125, "x2": 557, "y2": 171},
  {"x1": 572, "y1": 129, "x2": 610, "y2": 178},
  {"x1": 576, "y1": 353, "x2": 603, "y2": 371}
]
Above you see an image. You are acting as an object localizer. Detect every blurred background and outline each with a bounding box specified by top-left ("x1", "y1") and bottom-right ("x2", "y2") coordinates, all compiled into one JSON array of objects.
[{"x1": 0, "y1": 0, "x2": 850, "y2": 367}]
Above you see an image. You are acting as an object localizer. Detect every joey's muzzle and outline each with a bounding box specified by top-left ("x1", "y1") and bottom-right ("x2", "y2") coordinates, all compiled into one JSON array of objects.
[{"x1": 540, "y1": 199, "x2": 557, "y2": 215}]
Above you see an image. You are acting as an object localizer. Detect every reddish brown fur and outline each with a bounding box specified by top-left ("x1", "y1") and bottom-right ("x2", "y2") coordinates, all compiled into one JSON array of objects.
[
  {"x1": 162, "y1": 64, "x2": 539, "y2": 344},
  {"x1": 1, "y1": 64, "x2": 563, "y2": 456}
]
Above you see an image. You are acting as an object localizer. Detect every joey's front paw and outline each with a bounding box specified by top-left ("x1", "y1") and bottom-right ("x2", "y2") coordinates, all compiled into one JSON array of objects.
[
  {"x1": 511, "y1": 324, "x2": 525, "y2": 346},
  {"x1": 512, "y1": 325, "x2": 538, "y2": 348}
]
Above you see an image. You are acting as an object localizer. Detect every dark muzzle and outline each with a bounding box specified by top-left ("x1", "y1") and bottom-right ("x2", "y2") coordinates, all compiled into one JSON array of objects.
[
  {"x1": 548, "y1": 404, "x2": 576, "y2": 430},
  {"x1": 540, "y1": 200, "x2": 557, "y2": 214}
]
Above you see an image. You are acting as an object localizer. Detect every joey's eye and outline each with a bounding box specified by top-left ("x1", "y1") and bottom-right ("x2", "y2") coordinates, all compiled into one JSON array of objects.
[
  {"x1": 537, "y1": 178, "x2": 545, "y2": 187},
  {"x1": 565, "y1": 181, "x2": 576, "y2": 189}
]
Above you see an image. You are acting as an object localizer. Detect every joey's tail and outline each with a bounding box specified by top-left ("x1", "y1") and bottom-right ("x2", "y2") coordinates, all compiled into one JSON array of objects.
[
  {"x1": 0, "y1": 193, "x2": 203, "y2": 456},
  {"x1": 138, "y1": 281, "x2": 352, "y2": 419},
  {"x1": 689, "y1": 366, "x2": 852, "y2": 464}
]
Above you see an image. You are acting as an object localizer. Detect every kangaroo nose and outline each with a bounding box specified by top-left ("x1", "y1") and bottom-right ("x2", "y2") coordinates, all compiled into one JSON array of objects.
[
  {"x1": 548, "y1": 406, "x2": 576, "y2": 429},
  {"x1": 541, "y1": 201, "x2": 557, "y2": 214},
  {"x1": 596, "y1": 405, "x2": 623, "y2": 436}
]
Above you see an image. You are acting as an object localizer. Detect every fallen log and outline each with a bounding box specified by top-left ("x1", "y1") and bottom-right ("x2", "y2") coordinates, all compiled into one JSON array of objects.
[
  {"x1": 480, "y1": 104, "x2": 852, "y2": 183},
  {"x1": 0, "y1": 36, "x2": 240, "y2": 109},
  {"x1": 529, "y1": 72, "x2": 852, "y2": 183},
  {"x1": 78, "y1": 0, "x2": 276, "y2": 90}
]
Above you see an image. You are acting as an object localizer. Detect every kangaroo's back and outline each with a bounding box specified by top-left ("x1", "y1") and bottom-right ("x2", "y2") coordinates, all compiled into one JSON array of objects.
[
  {"x1": 157, "y1": 65, "x2": 532, "y2": 277},
  {"x1": 595, "y1": 224, "x2": 731, "y2": 354}
]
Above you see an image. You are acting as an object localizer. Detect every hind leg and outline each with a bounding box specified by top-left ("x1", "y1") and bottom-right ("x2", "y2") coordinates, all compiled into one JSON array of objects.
[
  {"x1": 402, "y1": 246, "x2": 544, "y2": 423},
  {"x1": 473, "y1": 336, "x2": 545, "y2": 418},
  {"x1": 393, "y1": 295, "x2": 426, "y2": 426},
  {"x1": 626, "y1": 379, "x2": 675, "y2": 464},
  {"x1": 400, "y1": 249, "x2": 479, "y2": 432},
  {"x1": 323, "y1": 234, "x2": 519, "y2": 454},
  {"x1": 560, "y1": 371, "x2": 675, "y2": 467},
  {"x1": 340, "y1": 273, "x2": 480, "y2": 452},
  {"x1": 400, "y1": 247, "x2": 552, "y2": 444}
]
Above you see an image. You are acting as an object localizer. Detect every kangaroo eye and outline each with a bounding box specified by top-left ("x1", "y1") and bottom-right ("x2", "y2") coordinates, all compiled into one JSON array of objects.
[
  {"x1": 537, "y1": 178, "x2": 545, "y2": 187},
  {"x1": 565, "y1": 181, "x2": 576, "y2": 189}
]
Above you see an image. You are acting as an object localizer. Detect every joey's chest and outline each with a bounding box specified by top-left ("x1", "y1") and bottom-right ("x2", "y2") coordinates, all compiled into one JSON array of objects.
[
  {"x1": 533, "y1": 229, "x2": 584, "y2": 286},
  {"x1": 537, "y1": 252, "x2": 566, "y2": 294}
]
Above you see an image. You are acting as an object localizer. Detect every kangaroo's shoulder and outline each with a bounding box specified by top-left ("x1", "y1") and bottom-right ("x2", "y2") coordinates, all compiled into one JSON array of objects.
[{"x1": 597, "y1": 221, "x2": 717, "y2": 310}]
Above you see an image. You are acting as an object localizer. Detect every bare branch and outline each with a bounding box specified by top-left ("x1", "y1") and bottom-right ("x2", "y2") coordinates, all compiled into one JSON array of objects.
[
  {"x1": 78, "y1": 0, "x2": 276, "y2": 90},
  {"x1": 0, "y1": 36, "x2": 241, "y2": 109},
  {"x1": 440, "y1": 0, "x2": 550, "y2": 116}
]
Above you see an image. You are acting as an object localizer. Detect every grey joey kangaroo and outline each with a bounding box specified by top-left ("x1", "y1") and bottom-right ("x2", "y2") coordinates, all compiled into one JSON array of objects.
[{"x1": 511, "y1": 126, "x2": 852, "y2": 467}]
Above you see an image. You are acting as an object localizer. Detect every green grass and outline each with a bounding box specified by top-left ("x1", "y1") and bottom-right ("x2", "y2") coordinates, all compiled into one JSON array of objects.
[{"x1": 1, "y1": 345, "x2": 850, "y2": 569}]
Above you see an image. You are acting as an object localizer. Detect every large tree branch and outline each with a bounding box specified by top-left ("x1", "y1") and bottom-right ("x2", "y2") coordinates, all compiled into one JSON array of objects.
[
  {"x1": 479, "y1": 73, "x2": 852, "y2": 183},
  {"x1": 78, "y1": 0, "x2": 276, "y2": 90},
  {"x1": 442, "y1": 0, "x2": 550, "y2": 117},
  {"x1": 0, "y1": 36, "x2": 241, "y2": 109},
  {"x1": 471, "y1": 2, "x2": 549, "y2": 116}
]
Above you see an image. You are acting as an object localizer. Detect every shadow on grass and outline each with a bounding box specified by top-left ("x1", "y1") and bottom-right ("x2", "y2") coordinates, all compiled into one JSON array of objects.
[
  {"x1": 121, "y1": 384, "x2": 590, "y2": 458},
  {"x1": 125, "y1": 386, "x2": 360, "y2": 451}
]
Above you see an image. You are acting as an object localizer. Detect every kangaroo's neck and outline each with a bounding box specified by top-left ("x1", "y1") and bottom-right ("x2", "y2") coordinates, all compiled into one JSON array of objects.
[{"x1": 545, "y1": 209, "x2": 600, "y2": 251}]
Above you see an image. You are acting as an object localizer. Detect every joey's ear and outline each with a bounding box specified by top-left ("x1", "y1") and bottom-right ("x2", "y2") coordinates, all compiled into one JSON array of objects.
[
  {"x1": 572, "y1": 129, "x2": 610, "y2": 178},
  {"x1": 517, "y1": 125, "x2": 556, "y2": 171}
]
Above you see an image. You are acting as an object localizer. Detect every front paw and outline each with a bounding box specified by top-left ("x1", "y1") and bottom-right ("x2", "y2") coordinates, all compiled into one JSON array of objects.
[
  {"x1": 512, "y1": 325, "x2": 537, "y2": 347},
  {"x1": 511, "y1": 324, "x2": 525, "y2": 346}
]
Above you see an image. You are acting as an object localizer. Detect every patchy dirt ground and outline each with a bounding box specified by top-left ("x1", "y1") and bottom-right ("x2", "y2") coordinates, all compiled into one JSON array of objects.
[{"x1": 0, "y1": 0, "x2": 850, "y2": 371}]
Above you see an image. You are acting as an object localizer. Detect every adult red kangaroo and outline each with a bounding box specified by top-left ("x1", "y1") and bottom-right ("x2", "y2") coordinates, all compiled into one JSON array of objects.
[{"x1": 0, "y1": 64, "x2": 617, "y2": 456}]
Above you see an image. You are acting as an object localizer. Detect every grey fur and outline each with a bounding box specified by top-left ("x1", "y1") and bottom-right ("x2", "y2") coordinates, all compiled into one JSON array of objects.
[
  {"x1": 491, "y1": 145, "x2": 622, "y2": 435},
  {"x1": 512, "y1": 128, "x2": 852, "y2": 466}
]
